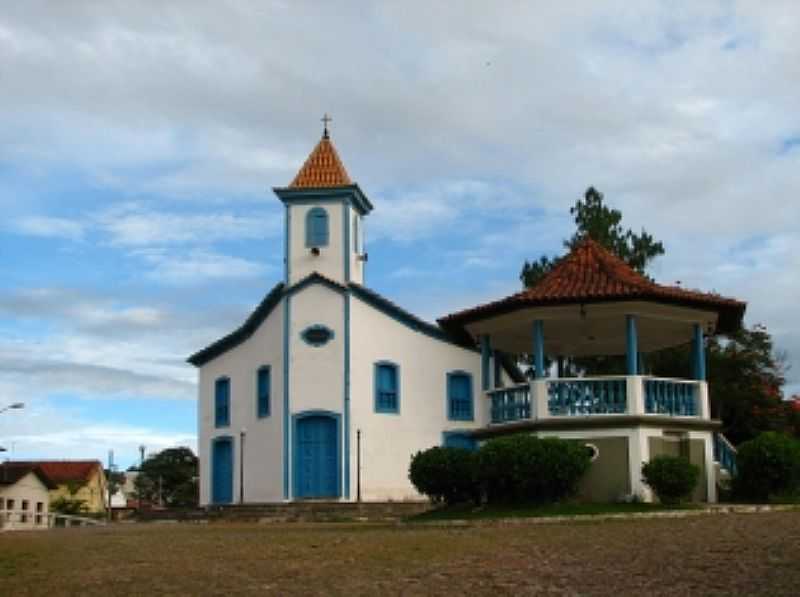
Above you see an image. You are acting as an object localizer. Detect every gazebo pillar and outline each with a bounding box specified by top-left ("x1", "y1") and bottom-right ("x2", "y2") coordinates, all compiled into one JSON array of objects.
[
  {"x1": 480, "y1": 335, "x2": 492, "y2": 391},
  {"x1": 625, "y1": 315, "x2": 638, "y2": 375},
  {"x1": 692, "y1": 324, "x2": 706, "y2": 381},
  {"x1": 532, "y1": 320, "x2": 545, "y2": 378}
]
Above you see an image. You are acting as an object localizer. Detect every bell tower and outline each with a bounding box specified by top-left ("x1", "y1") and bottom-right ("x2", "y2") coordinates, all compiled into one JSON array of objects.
[{"x1": 273, "y1": 117, "x2": 373, "y2": 286}]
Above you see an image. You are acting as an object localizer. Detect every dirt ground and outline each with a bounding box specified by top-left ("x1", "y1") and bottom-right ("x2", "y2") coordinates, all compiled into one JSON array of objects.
[{"x1": 1, "y1": 511, "x2": 798, "y2": 596}]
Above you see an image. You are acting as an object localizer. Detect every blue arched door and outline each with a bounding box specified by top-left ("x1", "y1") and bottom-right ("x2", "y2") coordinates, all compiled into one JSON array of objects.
[
  {"x1": 295, "y1": 414, "x2": 339, "y2": 498},
  {"x1": 211, "y1": 437, "x2": 233, "y2": 504}
]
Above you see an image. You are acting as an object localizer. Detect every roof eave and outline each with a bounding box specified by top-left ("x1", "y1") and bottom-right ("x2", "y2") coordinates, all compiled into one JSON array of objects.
[
  {"x1": 272, "y1": 184, "x2": 373, "y2": 215},
  {"x1": 440, "y1": 294, "x2": 747, "y2": 337}
]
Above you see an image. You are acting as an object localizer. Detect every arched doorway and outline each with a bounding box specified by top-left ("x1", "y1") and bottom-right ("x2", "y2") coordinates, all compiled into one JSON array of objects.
[{"x1": 294, "y1": 412, "x2": 340, "y2": 499}]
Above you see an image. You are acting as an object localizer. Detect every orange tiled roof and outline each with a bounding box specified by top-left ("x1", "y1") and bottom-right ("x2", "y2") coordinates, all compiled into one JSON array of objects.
[
  {"x1": 12, "y1": 460, "x2": 102, "y2": 485},
  {"x1": 439, "y1": 238, "x2": 746, "y2": 334},
  {"x1": 289, "y1": 134, "x2": 352, "y2": 188}
]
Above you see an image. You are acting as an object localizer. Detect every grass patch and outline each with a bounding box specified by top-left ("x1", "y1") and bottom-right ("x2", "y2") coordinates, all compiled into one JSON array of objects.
[{"x1": 407, "y1": 501, "x2": 698, "y2": 522}]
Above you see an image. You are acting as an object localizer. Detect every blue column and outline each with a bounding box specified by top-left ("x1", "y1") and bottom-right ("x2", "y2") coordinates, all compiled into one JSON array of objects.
[
  {"x1": 533, "y1": 320, "x2": 545, "y2": 379},
  {"x1": 481, "y1": 335, "x2": 491, "y2": 391},
  {"x1": 625, "y1": 315, "x2": 638, "y2": 375},
  {"x1": 693, "y1": 323, "x2": 706, "y2": 381}
]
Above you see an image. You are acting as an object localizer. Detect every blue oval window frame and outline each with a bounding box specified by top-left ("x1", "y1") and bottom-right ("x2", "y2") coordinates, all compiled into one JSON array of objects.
[{"x1": 301, "y1": 324, "x2": 335, "y2": 347}]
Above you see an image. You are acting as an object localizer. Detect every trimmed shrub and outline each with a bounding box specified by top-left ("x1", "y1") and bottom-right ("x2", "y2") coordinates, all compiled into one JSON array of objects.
[
  {"x1": 476, "y1": 435, "x2": 592, "y2": 504},
  {"x1": 409, "y1": 447, "x2": 477, "y2": 505},
  {"x1": 733, "y1": 432, "x2": 800, "y2": 501},
  {"x1": 642, "y1": 456, "x2": 699, "y2": 504}
]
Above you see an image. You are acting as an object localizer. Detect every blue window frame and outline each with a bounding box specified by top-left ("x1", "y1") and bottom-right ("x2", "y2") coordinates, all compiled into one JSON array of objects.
[
  {"x1": 215, "y1": 377, "x2": 230, "y2": 428},
  {"x1": 443, "y1": 432, "x2": 478, "y2": 451},
  {"x1": 305, "y1": 207, "x2": 329, "y2": 247},
  {"x1": 257, "y1": 366, "x2": 271, "y2": 418},
  {"x1": 447, "y1": 371, "x2": 473, "y2": 421},
  {"x1": 374, "y1": 361, "x2": 400, "y2": 413}
]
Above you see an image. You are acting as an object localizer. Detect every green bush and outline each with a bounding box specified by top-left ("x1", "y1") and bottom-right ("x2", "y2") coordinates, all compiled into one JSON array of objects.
[
  {"x1": 409, "y1": 447, "x2": 477, "y2": 505},
  {"x1": 642, "y1": 456, "x2": 699, "y2": 504},
  {"x1": 476, "y1": 435, "x2": 591, "y2": 504},
  {"x1": 733, "y1": 432, "x2": 800, "y2": 501}
]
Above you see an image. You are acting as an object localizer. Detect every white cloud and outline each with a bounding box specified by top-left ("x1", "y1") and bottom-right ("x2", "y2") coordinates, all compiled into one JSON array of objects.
[
  {"x1": 14, "y1": 216, "x2": 85, "y2": 241},
  {"x1": 1, "y1": 1, "x2": 799, "y2": 393},
  {"x1": 0, "y1": 399, "x2": 195, "y2": 467},
  {"x1": 133, "y1": 248, "x2": 268, "y2": 285},
  {"x1": 96, "y1": 204, "x2": 281, "y2": 247}
]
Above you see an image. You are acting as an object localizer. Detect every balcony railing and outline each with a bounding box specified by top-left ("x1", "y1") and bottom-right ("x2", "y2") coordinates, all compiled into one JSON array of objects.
[
  {"x1": 644, "y1": 378, "x2": 697, "y2": 416},
  {"x1": 548, "y1": 377, "x2": 627, "y2": 416},
  {"x1": 487, "y1": 375, "x2": 708, "y2": 424},
  {"x1": 489, "y1": 385, "x2": 531, "y2": 423}
]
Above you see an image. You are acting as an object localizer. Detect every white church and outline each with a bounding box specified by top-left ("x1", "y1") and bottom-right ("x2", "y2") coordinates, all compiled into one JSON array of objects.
[{"x1": 189, "y1": 125, "x2": 745, "y2": 505}]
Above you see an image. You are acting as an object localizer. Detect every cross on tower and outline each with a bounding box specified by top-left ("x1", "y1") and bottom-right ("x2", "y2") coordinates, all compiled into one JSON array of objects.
[{"x1": 321, "y1": 113, "x2": 332, "y2": 138}]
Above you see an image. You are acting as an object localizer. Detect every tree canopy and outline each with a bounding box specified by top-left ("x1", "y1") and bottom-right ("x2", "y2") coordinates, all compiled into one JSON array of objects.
[
  {"x1": 520, "y1": 186, "x2": 664, "y2": 287},
  {"x1": 134, "y1": 447, "x2": 198, "y2": 508}
]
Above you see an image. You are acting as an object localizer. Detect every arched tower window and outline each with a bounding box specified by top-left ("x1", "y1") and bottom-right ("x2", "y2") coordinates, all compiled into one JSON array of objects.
[{"x1": 305, "y1": 207, "x2": 329, "y2": 247}]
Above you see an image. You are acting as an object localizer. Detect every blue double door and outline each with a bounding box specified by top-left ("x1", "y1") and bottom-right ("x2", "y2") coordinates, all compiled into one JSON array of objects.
[
  {"x1": 295, "y1": 415, "x2": 339, "y2": 499},
  {"x1": 211, "y1": 437, "x2": 234, "y2": 505}
]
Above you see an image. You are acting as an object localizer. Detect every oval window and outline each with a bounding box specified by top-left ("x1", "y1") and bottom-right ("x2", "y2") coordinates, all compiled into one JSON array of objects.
[{"x1": 301, "y1": 325, "x2": 334, "y2": 347}]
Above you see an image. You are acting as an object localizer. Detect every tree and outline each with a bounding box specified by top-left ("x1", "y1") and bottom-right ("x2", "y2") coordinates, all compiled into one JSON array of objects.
[
  {"x1": 135, "y1": 447, "x2": 198, "y2": 508},
  {"x1": 50, "y1": 480, "x2": 88, "y2": 515},
  {"x1": 520, "y1": 186, "x2": 664, "y2": 287},
  {"x1": 105, "y1": 469, "x2": 125, "y2": 498}
]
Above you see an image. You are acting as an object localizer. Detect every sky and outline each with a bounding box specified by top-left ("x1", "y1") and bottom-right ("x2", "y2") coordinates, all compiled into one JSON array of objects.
[{"x1": 1, "y1": 1, "x2": 799, "y2": 469}]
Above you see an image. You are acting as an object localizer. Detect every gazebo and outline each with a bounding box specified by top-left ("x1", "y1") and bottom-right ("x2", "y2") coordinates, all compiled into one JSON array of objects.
[{"x1": 439, "y1": 238, "x2": 745, "y2": 502}]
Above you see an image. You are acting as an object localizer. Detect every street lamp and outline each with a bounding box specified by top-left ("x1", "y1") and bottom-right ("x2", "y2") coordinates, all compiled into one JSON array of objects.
[
  {"x1": 239, "y1": 428, "x2": 246, "y2": 505},
  {"x1": 0, "y1": 402, "x2": 24, "y2": 415}
]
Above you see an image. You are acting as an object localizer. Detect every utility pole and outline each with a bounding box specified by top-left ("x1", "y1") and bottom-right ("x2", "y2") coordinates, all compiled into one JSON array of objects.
[{"x1": 356, "y1": 429, "x2": 362, "y2": 503}]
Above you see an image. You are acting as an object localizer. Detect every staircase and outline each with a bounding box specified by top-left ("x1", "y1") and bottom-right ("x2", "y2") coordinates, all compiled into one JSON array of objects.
[
  {"x1": 713, "y1": 432, "x2": 738, "y2": 492},
  {"x1": 136, "y1": 501, "x2": 432, "y2": 524}
]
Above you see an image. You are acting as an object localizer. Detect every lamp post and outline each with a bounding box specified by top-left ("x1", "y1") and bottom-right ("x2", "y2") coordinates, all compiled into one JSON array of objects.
[
  {"x1": 239, "y1": 428, "x2": 246, "y2": 505},
  {"x1": 0, "y1": 402, "x2": 24, "y2": 415}
]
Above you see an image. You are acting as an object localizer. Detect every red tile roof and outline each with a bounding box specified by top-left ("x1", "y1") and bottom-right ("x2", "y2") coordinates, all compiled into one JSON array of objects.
[
  {"x1": 289, "y1": 134, "x2": 352, "y2": 188},
  {"x1": 0, "y1": 462, "x2": 58, "y2": 489},
  {"x1": 439, "y1": 237, "x2": 746, "y2": 334},
  {"x1": 12, "y1": 460, "x2": 102, "y2": 485}
]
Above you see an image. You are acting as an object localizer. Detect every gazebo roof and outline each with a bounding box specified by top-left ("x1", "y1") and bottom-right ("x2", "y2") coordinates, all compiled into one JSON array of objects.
[{"x1": 439, "y1": 238, "x2": 746, "y2": 336}]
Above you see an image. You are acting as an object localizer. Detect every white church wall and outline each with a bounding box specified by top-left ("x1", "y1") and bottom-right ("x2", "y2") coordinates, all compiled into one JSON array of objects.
[
  {"x1": 349, "y1": 297, "x2": 486, "y2": 501},
  {"x1": 197, "y1": 301, "x2": 285, "y2": 505},
  {"x1": 288, "y1": 203, "x2": 345, "y2": 285},
  {"x1": 289, "y1": 283, "x2": 346, "y2": 416}
]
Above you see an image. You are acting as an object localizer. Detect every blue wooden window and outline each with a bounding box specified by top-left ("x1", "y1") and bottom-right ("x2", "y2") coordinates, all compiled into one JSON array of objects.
[
  {"x1": 374, "y1": 362, "x2": 399, "y2": 413},
  {"x1": 443, "y1": 432, "x2": 477, "y2": 451},
  {"x1": 305, "y1": 207, "x2": 329, "y2": 247},
  {"x1": 447, "y1": 371, "x2": 473, "y2": 421},
  {"x1": 214, "y1": 377, "x2": 230, "y2": 428},
  {"x1": 257, "y1": 366, "x2": 270, "y2": 418}
]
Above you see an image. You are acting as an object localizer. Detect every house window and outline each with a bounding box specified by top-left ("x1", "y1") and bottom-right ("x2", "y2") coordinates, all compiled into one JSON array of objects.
[
  {"x1": 353, "y1": 214, "x2": 360, "y2": 253},
  {"x1": 6, "y1": 498, "x2": 14, "y2": 511},
  {"x1": 215, "y1": 377, "x2": 230, "y2": 428},
  {"x1": 35, "y1": 502, "x2": 43, "y2": 525},
  {"x1": 257, "y1": 366, "x2": 271, "y2": 418},
  {"x1": 21, "y1": 499, "x2": 28, "y2": 523},
  {"x1": 374, "y1": 362, "x2": 399, "y2": 413},
  {"x1": 447, "y1": 371, "x2": 474, "y2": 421},
  {"x1": 306, "y1": 207, "x2": 329, "y2": 247}
]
